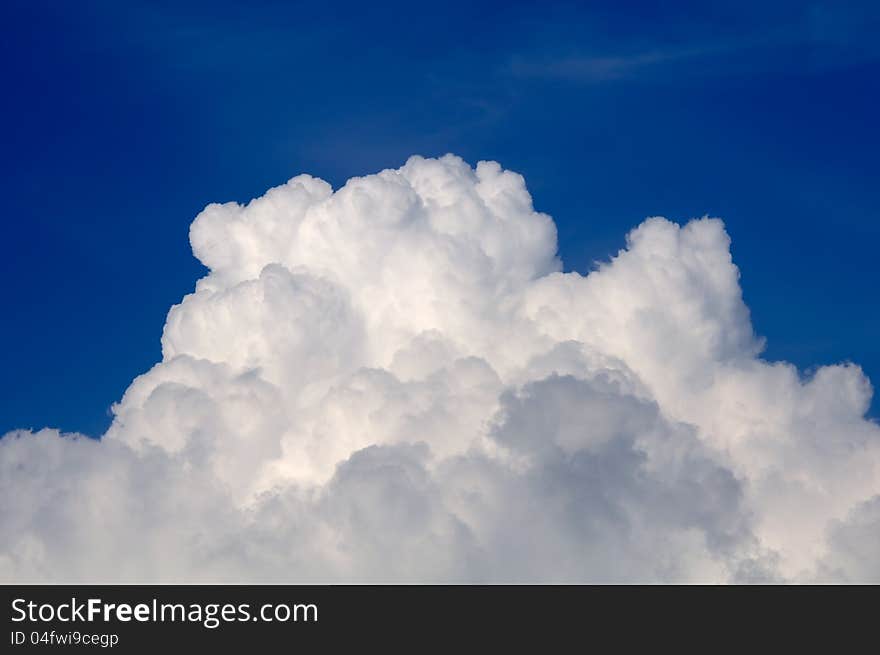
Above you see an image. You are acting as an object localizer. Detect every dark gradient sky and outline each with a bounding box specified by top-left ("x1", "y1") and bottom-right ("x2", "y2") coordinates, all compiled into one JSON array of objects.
[{"x1": 2, "y1": 0, "x2": 879, "y2": 435}]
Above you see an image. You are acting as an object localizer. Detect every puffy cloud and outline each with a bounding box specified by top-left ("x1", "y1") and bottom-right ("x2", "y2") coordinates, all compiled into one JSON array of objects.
[{"x1": 2, "y1": 154, "x2": 878, "y2": 582}]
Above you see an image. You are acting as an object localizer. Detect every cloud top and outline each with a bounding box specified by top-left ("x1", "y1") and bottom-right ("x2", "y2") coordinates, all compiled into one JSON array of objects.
[{"x1": 2, "y1": 154, "x2": 878, "y2": 582}]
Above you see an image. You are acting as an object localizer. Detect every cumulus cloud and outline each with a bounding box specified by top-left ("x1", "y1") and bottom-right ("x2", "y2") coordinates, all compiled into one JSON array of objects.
[{"x1": 2, "y1": 154, "x2": 878, "y2": 582}]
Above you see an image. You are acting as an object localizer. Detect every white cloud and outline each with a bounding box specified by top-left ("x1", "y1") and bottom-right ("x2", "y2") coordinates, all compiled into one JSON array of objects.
[{"x1": 2, "y1": 154, "x2": 878, "y2": 582}]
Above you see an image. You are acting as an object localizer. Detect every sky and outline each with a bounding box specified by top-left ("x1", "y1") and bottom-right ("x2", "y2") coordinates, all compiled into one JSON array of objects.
[
  {"x1": 3, "y1": 1, "x2": 880, "y2": 584},
  {"x1": 2, "y1": 0, "x2": 878, "y2": 437}
]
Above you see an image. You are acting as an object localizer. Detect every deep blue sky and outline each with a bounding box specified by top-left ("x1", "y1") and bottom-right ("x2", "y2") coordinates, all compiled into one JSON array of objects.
[{"x1": 2, "y1": 0, "x2": 879, "y2": 435}]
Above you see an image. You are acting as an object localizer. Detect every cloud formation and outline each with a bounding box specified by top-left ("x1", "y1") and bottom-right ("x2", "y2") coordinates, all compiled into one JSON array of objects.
[{"x1": 2, "y1": 155, "x2": 878, "y2": 582}]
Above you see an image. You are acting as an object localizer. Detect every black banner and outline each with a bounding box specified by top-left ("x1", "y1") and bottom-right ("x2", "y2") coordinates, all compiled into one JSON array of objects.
[{"x1": 1, "y1": 585, "x2": 875, "y2": 651}]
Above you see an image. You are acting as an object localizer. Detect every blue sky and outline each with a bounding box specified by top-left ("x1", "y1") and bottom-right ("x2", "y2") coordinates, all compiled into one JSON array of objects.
[{"x1": 2, "y1": 0, "x2": 878, "y2": 436}]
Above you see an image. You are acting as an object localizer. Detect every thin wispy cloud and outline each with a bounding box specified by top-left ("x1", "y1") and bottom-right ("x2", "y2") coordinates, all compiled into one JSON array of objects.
[
  {"x1": 508, "y1": 44, "x2": 718, "y2": 82},
  {"x1": 508, "y1": 5, "x2": 880, "y2": 83}
]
